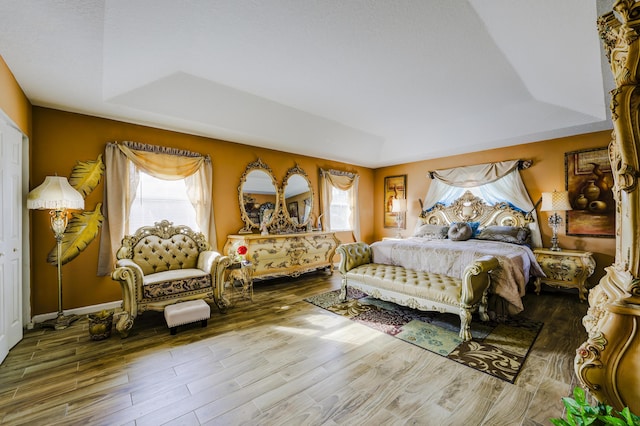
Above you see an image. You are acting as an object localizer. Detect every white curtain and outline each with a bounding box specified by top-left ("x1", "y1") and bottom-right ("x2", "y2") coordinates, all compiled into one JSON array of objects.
[
  {"x1": 319, "y1": 168, "x2": 360, "y2": 241},
  {"x1": 423, "y1": 160, "x2": 542, "y2": 247},
  {"x1": 97, "y1": 141, "x2": 215, "y2": 276}
]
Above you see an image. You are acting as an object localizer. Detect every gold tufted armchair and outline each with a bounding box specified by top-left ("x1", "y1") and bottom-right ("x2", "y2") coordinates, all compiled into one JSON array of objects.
[{"x1": 111, "y1": 220, "x2": 231, "y2": 337}]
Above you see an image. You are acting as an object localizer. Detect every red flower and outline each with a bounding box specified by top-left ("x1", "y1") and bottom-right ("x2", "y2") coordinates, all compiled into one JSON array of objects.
[{"x1": 237, "y1": 245, "x2": 248, "y2": 255}]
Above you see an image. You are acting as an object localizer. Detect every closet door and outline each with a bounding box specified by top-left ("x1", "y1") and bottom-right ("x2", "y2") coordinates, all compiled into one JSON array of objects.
[{"x1": 0, "y1": 119, "x2": 23, "y2": 364}]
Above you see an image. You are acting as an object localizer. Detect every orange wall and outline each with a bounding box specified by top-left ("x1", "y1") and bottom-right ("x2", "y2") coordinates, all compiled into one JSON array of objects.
[
  {"x1": 30, "y1": 106, "x2": 615, "y2": 315},
  {"x1": 30, "y1": 107, "x2": 374, "y2": 315},
  {"x1": 374, "y1": 130, "x2": 616, "y2": 284},
  {"x1": 0, "y1": 55, "x2": 31, "y2": 136}
]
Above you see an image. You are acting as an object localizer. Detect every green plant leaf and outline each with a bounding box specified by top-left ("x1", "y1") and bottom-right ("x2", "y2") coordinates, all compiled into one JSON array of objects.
[
  {"x1": 584, "y1": 405, "x2": 599, "y2": 417},
  {"x1": 550, "y1": 418, "x2": 572, "y2": 426},
  {"x1": 552, "y1": 387, "x2": 640, "y2": 426},
  {"x1": 565, "y1": 397, "x2": 584, "y2": 413},
  {"x1": 602, "y1": 404, "x2": 615, "y2": 416},
  {"x1": 601, "y1": 416, "x2": 629, "y2": 426},
  {"x1": 574, "y1": 387, "x2": 587, "y2": 405},
  {"x1": 620, "y1": 407, "x2": 640, "y2": 426}
]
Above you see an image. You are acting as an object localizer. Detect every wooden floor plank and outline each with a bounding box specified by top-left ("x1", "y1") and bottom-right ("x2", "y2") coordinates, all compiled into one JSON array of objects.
[{"x1": 0, "y1": 272, "x2": 588, "y2": 424}]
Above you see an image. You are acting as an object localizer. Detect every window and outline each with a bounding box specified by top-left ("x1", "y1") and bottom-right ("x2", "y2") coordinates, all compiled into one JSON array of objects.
[
  {"x1": 128, "y1": 171, "x2": 198, "y2": 233},
  {"x1": 329, "y1": 186, "x2": 352, "y2": 231},
  {"x1": 98, "y1": 141, "x2": 214, "y2": 276},
  {"x1": 319, "y1": 168, "x2": 360, "y2": 240}
]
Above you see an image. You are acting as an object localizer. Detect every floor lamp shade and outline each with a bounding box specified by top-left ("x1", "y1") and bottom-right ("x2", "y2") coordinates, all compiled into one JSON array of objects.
[{"x1": 27, "y1": 176, "x2": 84, "y2": 210}]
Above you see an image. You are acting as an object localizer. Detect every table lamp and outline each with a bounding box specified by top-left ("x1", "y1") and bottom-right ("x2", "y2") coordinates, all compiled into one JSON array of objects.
[
  {"x1": 391, "y1": 198, "x2": 407, "y2": 238},
  {"x1": 541, "y1": 190, "x2": 572, "y2": 251}
]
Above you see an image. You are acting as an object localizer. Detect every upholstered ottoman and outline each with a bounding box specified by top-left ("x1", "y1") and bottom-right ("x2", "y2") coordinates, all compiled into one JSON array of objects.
[{"x1": 164, "y1": 299, "x2": 211, "y2": 335}]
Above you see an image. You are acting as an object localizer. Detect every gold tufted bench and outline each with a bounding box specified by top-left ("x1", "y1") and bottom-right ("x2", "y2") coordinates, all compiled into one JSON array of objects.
[{"x1": 337, "y1": 242, "x2": 499, "y2": 341}]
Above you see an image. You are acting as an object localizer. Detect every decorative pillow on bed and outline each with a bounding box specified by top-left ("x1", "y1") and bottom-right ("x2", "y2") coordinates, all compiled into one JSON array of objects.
[
  {"x1": 448, "y1": 222, "x2": 473, "y2": 241},
  {"x1": 413, "y1": 223, "x2": 449, "y2": 239},
  {"x1": 476, "y1": 225, "x2": 531, "y2": 245}
]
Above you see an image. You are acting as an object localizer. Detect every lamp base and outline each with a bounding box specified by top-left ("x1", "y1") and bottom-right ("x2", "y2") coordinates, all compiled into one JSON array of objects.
[
  {"x1": 40, "y1": 313, "x2": 80, "y2": 330},
  {"x1": 548, "y1": 213, "x2": 564, "y2": 252}
]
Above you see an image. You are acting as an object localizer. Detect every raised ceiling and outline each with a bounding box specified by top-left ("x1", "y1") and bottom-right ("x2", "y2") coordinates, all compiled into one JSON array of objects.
[{"x1": 0, "y1": 1, "x2": 614, "y2": 167}]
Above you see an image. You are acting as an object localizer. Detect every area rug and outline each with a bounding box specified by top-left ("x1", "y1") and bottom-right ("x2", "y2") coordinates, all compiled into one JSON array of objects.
[{"x1": 305, "y1": 289, "x2": 543, "y2": 383}]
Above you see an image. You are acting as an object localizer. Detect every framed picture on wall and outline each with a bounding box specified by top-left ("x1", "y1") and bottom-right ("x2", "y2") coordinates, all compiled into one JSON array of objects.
[
  {"x1": 384, "y1": 175, "x2": 406, "y2": 228},
  {"x1": 565, "y1": 147, "x2": 615, "y2": 237}
]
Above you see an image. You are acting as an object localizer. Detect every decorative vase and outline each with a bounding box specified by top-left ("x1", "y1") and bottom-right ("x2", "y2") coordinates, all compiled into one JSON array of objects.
[
  {"x1": 582, "y1": 180, "x2": 601, "y2": 202},
  {"x1": 588, "y1": 200, "x2": 608, "y2": 213},
  {"x1": 590, "y1": 162, "x2": 612, "y2": 193},
  {"x1": 88, "y1": 310, "x2": 113, "y2": 341},
  {"x1": 575, "y1": 194, "x2": 588, "y2": 210}
]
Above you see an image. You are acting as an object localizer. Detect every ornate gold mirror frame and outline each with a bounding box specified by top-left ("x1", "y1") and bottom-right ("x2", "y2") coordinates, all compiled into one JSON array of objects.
[
  {"x1": 237, "y1": 160, "x2": 315, "y2": 234},
  {"x1": 282, "y1": 164, "x2": 314, "y2": 230},
  {"x1": 238, "y1": 158, "x2": 279, "y2": 234},
  {"x1": 574, "y1": 1, "x2": 640, "y2": 413}
]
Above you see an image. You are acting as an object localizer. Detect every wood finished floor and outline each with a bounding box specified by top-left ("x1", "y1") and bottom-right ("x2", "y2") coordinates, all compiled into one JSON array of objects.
[{"x1": 0, "y1": 272, "x2": 588, "y2": 425}]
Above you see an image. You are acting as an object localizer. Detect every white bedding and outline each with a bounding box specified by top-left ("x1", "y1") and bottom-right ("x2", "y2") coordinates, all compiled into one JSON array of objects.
[{"x1": 371, "y1": 238, "x2": 544, "y2": 314}]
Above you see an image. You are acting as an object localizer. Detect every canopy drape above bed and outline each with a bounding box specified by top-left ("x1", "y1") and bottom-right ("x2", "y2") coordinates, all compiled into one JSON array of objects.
[{"x1": 423, "y1": 160, "x2": 542, "y2": 248}]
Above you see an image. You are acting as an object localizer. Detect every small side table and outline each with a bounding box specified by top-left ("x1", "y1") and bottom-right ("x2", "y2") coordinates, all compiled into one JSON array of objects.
[
  {"x1": 533, "y1": 248, "x2": 596, "y2": 301},
  {"x1": 226, "y1": 260, "x2": 254, "y2": 303}
]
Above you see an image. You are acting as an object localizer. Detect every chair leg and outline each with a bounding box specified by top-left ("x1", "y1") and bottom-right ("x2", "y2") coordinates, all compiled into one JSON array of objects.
[
  {"x1": 201, "y1": 319, "x2": 208, "y2": 328},
  {"x1": 170, "y1": 326, "x2": 177, "y2": 335}
]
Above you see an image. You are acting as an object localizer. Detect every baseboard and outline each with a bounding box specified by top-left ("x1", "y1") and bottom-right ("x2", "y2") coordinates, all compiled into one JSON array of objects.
[{"x1": 29, "y1": 300, "x2": 122, "y2": 328}]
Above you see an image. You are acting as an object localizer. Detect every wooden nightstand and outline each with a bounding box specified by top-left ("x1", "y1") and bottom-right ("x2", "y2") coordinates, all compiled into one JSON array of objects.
[{"x1": 533, "y1": 248, "x2": 596, "y2": 301}]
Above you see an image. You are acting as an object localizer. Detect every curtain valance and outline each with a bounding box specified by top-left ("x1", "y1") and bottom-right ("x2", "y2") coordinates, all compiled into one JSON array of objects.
[
  {"x1": 321, "y1": 168, "x2": 358, "y2": 191},
  {"x1": 428, "y1": 160, "x2": 531, "y2": 188},
  {"x1": 118, "y1": 141, "x2": 209, "y2": 180}
]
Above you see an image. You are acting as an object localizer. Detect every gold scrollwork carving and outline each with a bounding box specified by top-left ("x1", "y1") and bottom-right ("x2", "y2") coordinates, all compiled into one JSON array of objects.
[
  {"x1": 575, "y1": 331, "x2": 608, "y2": 391},
  {"x1": 575, "y1": 1, "x2": 640, "y2": 412}
]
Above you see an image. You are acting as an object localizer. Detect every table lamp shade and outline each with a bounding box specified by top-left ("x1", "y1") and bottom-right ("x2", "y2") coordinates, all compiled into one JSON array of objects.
[
  {"x1": 391, "y1": 198, "x2": 407, "y2": 213},
  {"x1": 27, "y1": 176, "x2": 84, "y2": 210},
  {"x1": 541, "y1": 191, "x2": 572, "y2": 212}
]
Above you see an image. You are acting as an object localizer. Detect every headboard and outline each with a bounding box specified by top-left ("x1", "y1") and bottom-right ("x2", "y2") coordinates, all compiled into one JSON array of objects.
[{"x1": 418, "y1": 190, "x2": 533, "y2": 228}]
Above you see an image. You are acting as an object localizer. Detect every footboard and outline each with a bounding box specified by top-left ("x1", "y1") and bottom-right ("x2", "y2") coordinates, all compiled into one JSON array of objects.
[{"x1": 337, "y1": 242, "x2": 498, "y2": 341}]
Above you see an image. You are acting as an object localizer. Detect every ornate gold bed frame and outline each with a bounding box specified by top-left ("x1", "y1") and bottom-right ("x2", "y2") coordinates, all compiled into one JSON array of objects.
[
  {"x1": 419, "y1": 190, "x2": 533, "y2": 229},
  {"x1": 573, "y1": 1, "x2": 640, "y2": 413}
]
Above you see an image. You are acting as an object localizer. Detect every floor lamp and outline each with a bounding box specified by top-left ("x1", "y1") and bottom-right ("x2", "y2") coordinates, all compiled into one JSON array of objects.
[
  {"x1": 27, "y1": 176, "x2": 84, "y2": 330},
  {"x1": 540, "y1": 190, "x2": 572, "y2": 251},
  {"x1": 391, "y1": 198, "x2": 407, "y2": 238}
]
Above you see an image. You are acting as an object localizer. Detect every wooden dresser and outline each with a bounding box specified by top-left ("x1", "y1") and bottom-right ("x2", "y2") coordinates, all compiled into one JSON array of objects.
[{"x1": 223, "y1": 232, "x2": 340, "y2": 280}]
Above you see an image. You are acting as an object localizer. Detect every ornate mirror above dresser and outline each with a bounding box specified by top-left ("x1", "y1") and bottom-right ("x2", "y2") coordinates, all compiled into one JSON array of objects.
[
  {"x1": 238, "y1": 159, "x2": 279, "y2": 234},
  {"x1": 226, "y1": 159, "x2": 339, "y2": 281},
  {"x1": 283, "y1": 165, "x2": 313, "y2": 229}
]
